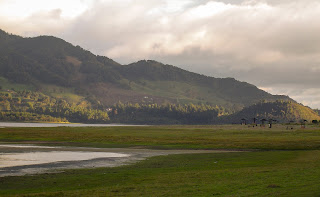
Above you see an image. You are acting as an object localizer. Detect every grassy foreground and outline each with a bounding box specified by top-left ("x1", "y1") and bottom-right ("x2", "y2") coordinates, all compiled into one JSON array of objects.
[
  {"x1": 1, "y1": 125, "x2": 320, "y2": 196},
  {"x1": 0, "y1": 151, "x2": 320, "y2": 196}
]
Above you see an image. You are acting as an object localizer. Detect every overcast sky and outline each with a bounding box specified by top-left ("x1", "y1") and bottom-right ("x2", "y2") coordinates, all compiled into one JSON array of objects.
[{"x1": 1, "y1": 0, "x2": 320, "y2": 108}]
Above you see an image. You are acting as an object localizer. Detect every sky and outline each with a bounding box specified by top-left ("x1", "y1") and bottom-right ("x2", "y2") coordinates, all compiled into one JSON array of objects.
[{"x1": 0, "y1": 0, "x2": 320, "y2": 108}]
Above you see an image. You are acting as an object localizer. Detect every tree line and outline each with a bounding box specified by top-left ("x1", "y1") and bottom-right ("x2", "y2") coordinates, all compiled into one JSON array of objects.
[
  {"x1": 108, "y1": 102, "x2": 221, "y2": 124},
  {"x1": 0, "y1": 90, "x2": 109, "y2": 123}
]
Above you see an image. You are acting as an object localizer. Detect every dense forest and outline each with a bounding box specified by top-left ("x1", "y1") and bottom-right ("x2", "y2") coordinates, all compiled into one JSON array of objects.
[
  {"x1": 0, "y1": 90, "x2": 109, "y2": 123},
  {"x1": 109, "y1": 102, "x2": 222, "y2": 124},
  {"x1": 1, "y1": 88, "x2": 319, "y2": 124},
  {"x1": 0, "y1": 88, "x2": 223, "y2": 124},
  {"x1": 0, "y1": 112, "x2": 67, "y2": 123}
]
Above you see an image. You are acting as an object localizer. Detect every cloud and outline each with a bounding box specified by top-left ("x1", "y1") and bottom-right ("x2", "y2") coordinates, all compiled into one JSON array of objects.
[{"x1": 0, "y1": 0, "x2": 320, "y2": 108}]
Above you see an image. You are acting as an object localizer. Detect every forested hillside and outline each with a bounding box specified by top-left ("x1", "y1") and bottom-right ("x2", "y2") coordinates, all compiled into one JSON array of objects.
[
  {"x1": 2, "y1": 29, "x2": 315, "y2": 124},
  {"x1": 109, "y1": 102, "x2": 222, "y2": 124},
  {"x1": 0, "y1": 84, "x2": 317, "y2": 124},
  {"x1": 0, "y1": 89, "x2": 109, "y2": 123},
  {"x1": 220, "y1": 101, "x2": 320, "y2": 124},
  {"x1": 0, "y1": 29, "x2": 290, "y2": 112}
]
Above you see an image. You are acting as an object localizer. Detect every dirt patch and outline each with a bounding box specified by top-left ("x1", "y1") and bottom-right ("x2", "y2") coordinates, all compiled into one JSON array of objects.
[
  {"x1": 66, "y1": 56, "x2": 82, "y2": 66},
  {"x1": 267, "y1": 184, "x2": 281, "y2": 188}
]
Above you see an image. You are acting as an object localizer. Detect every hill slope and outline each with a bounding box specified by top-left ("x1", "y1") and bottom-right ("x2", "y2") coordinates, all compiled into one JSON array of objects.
[
  {"x1": 220, "y1": 101, "x2": 320, "y2": 124},
  {"x1": 0, "y1": 29, "x2": 290, "y2": 112}
]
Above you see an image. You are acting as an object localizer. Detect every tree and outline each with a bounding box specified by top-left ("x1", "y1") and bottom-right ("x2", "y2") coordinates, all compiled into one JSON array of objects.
[
  {"x1": 253, "y1": 117, "x2": 257, "y2": 126},
  {"x1": 260, "y1": 119, "x2": 267, "y2": 127}
]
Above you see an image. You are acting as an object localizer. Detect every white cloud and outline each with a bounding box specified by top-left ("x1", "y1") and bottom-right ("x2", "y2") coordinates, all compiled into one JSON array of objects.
[{"x1": 0, "y1": 0, "x2": 91, "y2": 18}]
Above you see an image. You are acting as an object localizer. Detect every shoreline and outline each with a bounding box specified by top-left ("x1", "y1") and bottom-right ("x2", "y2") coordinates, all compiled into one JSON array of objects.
[
  {"x1": 0, "y1": 144, "x2": 243, "y2": 177},
  {"x1": 0, "y1": 122, "x2": 148, "y2": 127}
]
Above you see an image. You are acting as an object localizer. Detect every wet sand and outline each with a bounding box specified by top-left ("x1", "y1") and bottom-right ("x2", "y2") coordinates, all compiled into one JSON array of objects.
[{"x1": 0, "y1": 144, "x2": 241, "y2": 177}]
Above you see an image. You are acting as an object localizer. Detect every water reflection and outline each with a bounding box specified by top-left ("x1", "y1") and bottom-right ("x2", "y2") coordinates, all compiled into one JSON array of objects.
[
  {"x1": 0, "y1": 144, "x2": 57, "y2": 149},
  {"x1": 0, "y1": 151, "x2": 129, "y2": 168},
  {"x1": 0, "y1": 144, "x2": 236, "y2": 177},
  {"x1": 0, "y1": 122, "x2": 144, "y2": 127}
]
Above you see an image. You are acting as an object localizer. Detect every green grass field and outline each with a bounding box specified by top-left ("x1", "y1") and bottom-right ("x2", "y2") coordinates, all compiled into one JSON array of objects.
[
  {"x1": 1, "y1": 125, "x2": 320, "y2": 150},
  {"x1": 1, "y1": 125, "x2": 320, "y2": 196}
]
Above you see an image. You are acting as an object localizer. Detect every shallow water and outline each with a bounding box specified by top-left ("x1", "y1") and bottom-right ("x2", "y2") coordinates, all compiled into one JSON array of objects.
[
  {"x1": 0, "y1": 144, "x2": 57, "y2": 149},
  {"x1": 0, "y1": 144, "x2": 241, "y2": 177},
  {"x1": 0, "y1": 122, "x2": 144, "y2": 127},
  {"x1": 0, "y1": 144, "x2": 135, "y2": 176},
  {"x1": 0, "y1": 151, "x2": 129, "y2": 168}
]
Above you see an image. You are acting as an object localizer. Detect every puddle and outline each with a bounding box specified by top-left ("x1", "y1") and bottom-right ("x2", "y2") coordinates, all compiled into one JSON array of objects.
[
  {"x1": 0, "y1": 145, "x2": 58, "y2": 149},
  {"x1": 0, "y1": 144, "x2": 243, "y2": 177},
  {"x1": 0, "y1": 145, "x2": 135, "y2": 177},
  {"x1": 0, "y1": 151, "x2": 129, "y2": 168}
]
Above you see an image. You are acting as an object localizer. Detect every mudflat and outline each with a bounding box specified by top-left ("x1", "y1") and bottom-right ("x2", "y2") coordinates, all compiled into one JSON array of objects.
[{"x1": 0, "y1": 144, "x2": 240, "y2": 177}]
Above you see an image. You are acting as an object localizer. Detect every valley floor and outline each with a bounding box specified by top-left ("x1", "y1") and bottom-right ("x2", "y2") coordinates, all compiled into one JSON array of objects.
[{"x1": 0, "y1": 125, "x2": 320, "y2": 196}]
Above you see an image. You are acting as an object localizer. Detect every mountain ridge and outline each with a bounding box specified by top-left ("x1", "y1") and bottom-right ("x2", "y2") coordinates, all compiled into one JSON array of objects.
[
  {"x1": 2, "y1": 28, "x2": 316, "y2": 124},
  {"x1": 0, "y1": 28, "x2": 290, "y2": 111}
]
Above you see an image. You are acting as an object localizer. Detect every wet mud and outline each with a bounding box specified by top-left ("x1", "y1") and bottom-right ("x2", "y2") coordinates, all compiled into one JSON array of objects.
[{"x1": 0, "y1": 144, "x2": 241, "y2": 177}]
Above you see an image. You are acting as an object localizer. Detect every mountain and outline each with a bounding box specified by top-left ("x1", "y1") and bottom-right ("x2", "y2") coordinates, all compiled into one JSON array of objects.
[
  {"x1": 220, "y1": 101, "x2": 320, "y2": 124},
  {"x1": 0, "y1": 29, "x2": 290, "y2": 113}
]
